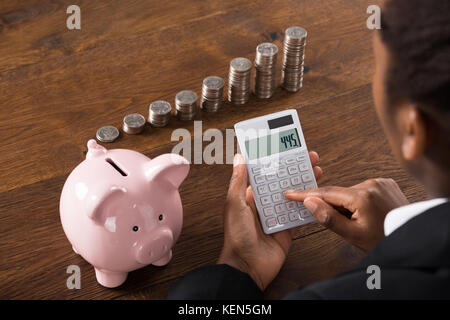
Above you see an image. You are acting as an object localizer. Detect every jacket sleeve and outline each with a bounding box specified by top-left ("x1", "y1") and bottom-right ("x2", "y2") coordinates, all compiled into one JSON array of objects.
[{"x1": 167, "y1": 264, "x2": 264, "y2": 300}]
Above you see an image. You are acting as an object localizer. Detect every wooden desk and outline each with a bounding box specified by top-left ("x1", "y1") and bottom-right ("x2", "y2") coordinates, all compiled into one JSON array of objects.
[{"x1": 0, "y1": 0, "x2": 426, "y2": 299}]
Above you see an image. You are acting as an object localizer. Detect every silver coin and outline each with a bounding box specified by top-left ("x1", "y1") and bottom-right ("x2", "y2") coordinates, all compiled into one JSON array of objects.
[
  {"x1": 230, "y1": 57, "x2": 252, "y2": 72},
  {"x1": 150, "y1": 100, "x2": 171, "y2": 115},
  {"x1": 285, "y1": 26, "x2": 307, "y2": 39},
  {"x1": 203, "y1": 76, "x2": 224, "y2": 90},
  {"x1": 282, "y1": 26, "x2": 308, "y2": 92},
  {"x1": 123, "y1": 113, "x2": 146, "y2": 134},
  {"x1": 256, "y1": 42, "x2": 278, "y2": 56},
  {"x1": 96, "y1": 125, "x2": 119, "y2": 143},
  {"x1": 175, "y1": 90, "x2": 198, "y2": 105},
  {"x1": 124, "y1": 113, "x2": 146, "y2": 128}
]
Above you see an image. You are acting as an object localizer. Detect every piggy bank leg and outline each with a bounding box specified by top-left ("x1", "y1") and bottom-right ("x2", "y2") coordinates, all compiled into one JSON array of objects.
[
  {"x1": 152, "y1": 250, "x2": 172, "y2": 267},
  {"x1": 94, "y1": 268, "x2": 128, "y2": 288}
]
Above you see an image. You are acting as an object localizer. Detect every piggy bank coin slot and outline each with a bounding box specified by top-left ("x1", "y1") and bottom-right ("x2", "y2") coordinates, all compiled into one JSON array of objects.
[{"x1": 106, "y1": 158, "x2": 128, "y2": 177}]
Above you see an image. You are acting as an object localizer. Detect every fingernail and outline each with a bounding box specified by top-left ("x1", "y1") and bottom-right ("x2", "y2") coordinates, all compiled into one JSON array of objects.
[
  {"x1": 304, "y1": 198, "x2": 328, "y2": 224},
  {"x1": 303, "y1": 197, "x2": 317, "y2": 212},
  {"x1": 233, "y1": 153, "x2": 244, "y2": 167},
  {"x1": 284, "y1": 189, "x2": 297, "y2": 195}
]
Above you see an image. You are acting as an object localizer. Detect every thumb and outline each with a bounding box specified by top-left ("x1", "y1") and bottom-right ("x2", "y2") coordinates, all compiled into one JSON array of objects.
[
  {"x1": 227, "y1": 153, "x2": 248, "y2": 202},
  {"x1": 303, "y1": 196, "x2": 354, "y2": 239}
]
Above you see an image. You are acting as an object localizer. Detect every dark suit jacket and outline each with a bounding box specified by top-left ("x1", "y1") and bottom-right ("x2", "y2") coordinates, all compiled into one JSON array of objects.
[{"x1": 168, "y1": 202, "x2": 450, "y2": 299}]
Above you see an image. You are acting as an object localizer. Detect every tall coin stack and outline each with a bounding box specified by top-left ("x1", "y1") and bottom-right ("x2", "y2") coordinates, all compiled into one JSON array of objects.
[
  {"x1": 149, "y1": 100, "x2": 172, "y2": 127},
  {"x1": 281, "y1": 26, "x2": 307, "y2": 92},
  {"x1": 175, "y1": 90, "x2": 198, "y2": 121},
  {"x1": 201, "y1": 76, "x2": 224, "y2": 112},
  {"x1": 228, "y1": 57, "x2": 252, "y2": 105},
  {"x1": 254, "y1": 43, "x2": 278, "y2": 99}
]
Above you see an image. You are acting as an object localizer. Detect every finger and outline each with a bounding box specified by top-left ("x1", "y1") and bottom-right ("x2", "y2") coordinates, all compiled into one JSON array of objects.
[
  {"x1": 308, "y1": 151, "x2": 319, "y2": 167},
  {"x1": 284, "y1": 186, "x2": 358, "y2": 212},
  {"x1": 303, "y1": 197, "x2": 355, "y2": 238},
  {"x1": 313, "y1": 166, "x2": 323, "y2": 181},
  {"x1": 245, "y1": 186, "x2": 257, "y2": 213},
  {"x1": 227, "y1": 153, "x2": 248, "y2": 202},
  {"x1": 245, "y1": 186, "x2": 269, "y2": 236}
]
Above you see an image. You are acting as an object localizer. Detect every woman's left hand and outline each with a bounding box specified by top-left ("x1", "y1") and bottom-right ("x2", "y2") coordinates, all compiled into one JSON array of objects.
[{"x1": 217, "y1": 152, "x2": 322, "y2": 291}]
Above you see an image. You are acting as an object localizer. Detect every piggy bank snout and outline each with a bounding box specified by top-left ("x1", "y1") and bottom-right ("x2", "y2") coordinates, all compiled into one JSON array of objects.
[{"x1": 136, "y1": 228, "x2": 173, "y2": 265}]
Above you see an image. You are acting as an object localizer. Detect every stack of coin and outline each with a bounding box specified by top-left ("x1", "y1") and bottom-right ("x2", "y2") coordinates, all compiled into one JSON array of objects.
[
  {"x1": 175, "y1": 90, "x2": 198, "y2": 120},
  {"x1": 200, "y1": 76, "x2": 224, "y2": 112},
  {"x1": 254, "y1": 43, "x2": 278, "y2": 99},
  {"x1": 281, "y1": 26, "x2": 307, "y2": 92},
  {"x1": 228, "y1": 57, "x2": 252, "y2": 105},
  {"x1": 96, "y1": 125, "x2": 119, "y2": 143},
  {"x1": 149, "y1": 100, "x2": 172, "y2": 127},
  {"x1": 123, "y1": 113, "x2": 146, "y2": 134}
]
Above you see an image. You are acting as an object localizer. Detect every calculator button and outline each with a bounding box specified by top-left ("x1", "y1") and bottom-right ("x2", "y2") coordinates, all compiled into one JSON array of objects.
[
  {"x1": 261, "y1": 159, "x2": 271, "y2": 167},
  {"x1": 266, "y1": 173, "x2": 277, "y2": 180},
  {"x1": 285, "y1": 157, "x2": 296, "y2": 165},
  {"x1": 300, "y1": 209, "x2": 311, "y2": 218},
  {"x1": 296, "y1": 155, "x2": 306, "y2": 162},
  {"x1": 252, "y1": 167, "x2": 262, "y2": 174},
  {"x1": 288, "y1": 165, "x2": 299, "y2": 175},
  {"x1": 263, "y1": 207, "x2": 274, "y2": 217},
  {"x1": 266, "y1": 218, "x2": 277, "y2": 228},
  {"x1": 278, "y1": 215, "x2": 289, "y2": 224},
  {"x1": 291, "y1": 176, "x2": 302, "y2": 186},
  {"x1": 304, "y1": 183, "x2": 316, "y2": 190},
  {"x1": 299, "y1": 163, "x2": 309, "y2": 171},
  {"x1": 254, "y1": 175, "x2": 265, "y2": 184},
  {"x1": 272, "y1": 193, "x2": 283, "y2": 202},
  {"x1": 298, "y1": 202, "x2": 306, "y2": 210},
  {"x1": 280, "y1": 179, "x2": 290, "y2": 189},
  {"x1": 268, "y1": 182, "x2": 280, "y2": 192},
  {"x1": 275, "y1": 203, "x2": 286, "y2": 213},
  {"x1": 277, "y1": 168, "x2": 288, "y2": 178},
  {"x1": 301, "y1": 173, "x2": 313, "y2": 183},
  {"x1": 261, "y1": 196, "x2": 271, "y2": 206},
  {"x1": 286, "y1": 201, "x2": 297, "y2": 210},
  {"x1": 257, "y1": 185, "x2": 269, "y2": 195},
  {"x1": 289, "y1": 211, "x2": 300, "y2": 221}
]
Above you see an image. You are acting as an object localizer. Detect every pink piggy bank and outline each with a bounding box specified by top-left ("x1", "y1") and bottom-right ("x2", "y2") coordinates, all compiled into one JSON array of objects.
[{"x1": 60, "y1": 139, "x2": 189, "y2": 288}]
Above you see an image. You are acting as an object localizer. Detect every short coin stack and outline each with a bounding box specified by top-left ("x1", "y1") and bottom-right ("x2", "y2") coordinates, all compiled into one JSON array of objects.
[
  {"x1": 228, "y1": 57, "x2": 252, "y2": 105},
  {"x1": 281, "y1": 26, "x2": 307, "y2": 92},
  {"x1": 254, "y1": 43, "x2": 278, "y2": 99},
  {"x1": 175, "y1": 90, "x2": 198, "y2": 120},
  {"x1": 123, "y1": 113, "x2": 146, "y2": 134},
  {"x1": 200, "y1": 76, "x2": 224, "y2": 112},
  {"x1": 96, "y1": 125, "x2": 120, "y2": 143},
  {"x1": 149, "y1": 100, "x2": 172, "y2": 127}
]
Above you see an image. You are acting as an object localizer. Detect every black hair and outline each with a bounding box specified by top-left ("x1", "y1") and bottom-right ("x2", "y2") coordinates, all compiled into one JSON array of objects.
[{"x1": 380, "y1": 0, "x2": 450, "y2": 127}]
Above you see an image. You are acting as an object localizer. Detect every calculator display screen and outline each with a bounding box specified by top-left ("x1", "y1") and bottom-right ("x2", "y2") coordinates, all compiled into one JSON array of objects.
[{"x1": 245, "y1": 128, "x2": 301, "y2": 160}]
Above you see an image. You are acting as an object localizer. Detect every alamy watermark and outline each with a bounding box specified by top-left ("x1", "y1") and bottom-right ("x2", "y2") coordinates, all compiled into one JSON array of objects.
[
  {"x1": 366, "y1": 5, "x2": 381, "y2": 30},
  {"x1": 66, "y1": 5, "x2": 81, "y2": 30},
  {"x1": 170, "y1": 121, "x2": 286, "y2": 166},
  {"x1": 366, "y1": 264, "x2": 381, "y2": 290},
  {"x1": 66, "y1": 264, "x2": 81, "y2": 289}
]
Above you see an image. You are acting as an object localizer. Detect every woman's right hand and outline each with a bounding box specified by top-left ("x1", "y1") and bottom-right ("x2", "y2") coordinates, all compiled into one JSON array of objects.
[{"x1": 284, "y1": 178, "x2": 409, "y2": 252}]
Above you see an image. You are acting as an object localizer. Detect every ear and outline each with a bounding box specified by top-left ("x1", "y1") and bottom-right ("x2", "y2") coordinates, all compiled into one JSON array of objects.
[
  {"x1": 86, "y1": 185, "x2": 127, "y2": 224},
  {"x1": 400, "y1": 106, "x2": 427, "y2": 161},
  {"x1": 145, "y1": 154, "x2": 190, "y2": 188},
  {"x1": 86, "y1": 139, "x2": 107, "y2": 159}
]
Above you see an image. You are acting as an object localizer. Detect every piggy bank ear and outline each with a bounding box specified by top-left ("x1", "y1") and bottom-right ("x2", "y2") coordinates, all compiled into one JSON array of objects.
[
  {"x1": 86, "y1": 185, "x2": 127, "y2": 224},
  {"x1": 145, "y1": 154, "x2": 190, "y2": 188}
]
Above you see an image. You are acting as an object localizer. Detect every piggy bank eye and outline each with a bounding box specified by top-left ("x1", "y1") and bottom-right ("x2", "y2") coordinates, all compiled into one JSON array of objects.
[
  {"x1": 132, "y1": 226, "x2": 139, "y2": 232},
  {"x1": 158, "y1": 214, "x2": 163, "y2": 221}
]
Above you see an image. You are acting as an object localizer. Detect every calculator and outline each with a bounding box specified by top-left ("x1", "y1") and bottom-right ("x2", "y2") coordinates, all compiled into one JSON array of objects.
[{"x1": 234, "y1": 109, "x2": 318, "y2": 234}]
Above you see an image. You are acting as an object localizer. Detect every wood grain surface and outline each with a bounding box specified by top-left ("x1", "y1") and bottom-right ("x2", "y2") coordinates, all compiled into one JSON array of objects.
[{"x1": 0, "y1": 0, "x2": 426, "y2": 299}]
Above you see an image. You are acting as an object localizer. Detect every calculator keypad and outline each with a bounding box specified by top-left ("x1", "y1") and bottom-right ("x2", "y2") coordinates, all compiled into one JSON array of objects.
[{"x1": 250, "y1": 151, "x2": 317, "y2": 232}]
